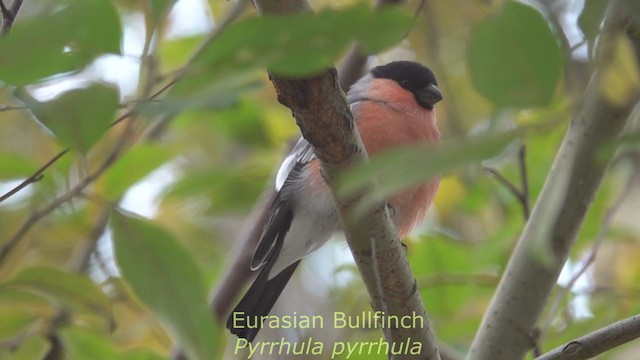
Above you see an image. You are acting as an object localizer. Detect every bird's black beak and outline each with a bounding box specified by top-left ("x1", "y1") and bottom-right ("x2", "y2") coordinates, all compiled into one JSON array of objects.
[{"x1": 417, "y1": 84, "x2": 443, "y2": 108}]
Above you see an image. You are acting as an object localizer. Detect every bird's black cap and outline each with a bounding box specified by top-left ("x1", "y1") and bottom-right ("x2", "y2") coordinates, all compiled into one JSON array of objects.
[{"x1": 371, "y1": 61, "x2": 443, "y2": 109}]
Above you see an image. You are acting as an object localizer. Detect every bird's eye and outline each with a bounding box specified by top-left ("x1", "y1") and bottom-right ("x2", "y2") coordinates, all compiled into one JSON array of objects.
[{"x1": 401, "y1": 80, "x2": 409, "y2": 86}]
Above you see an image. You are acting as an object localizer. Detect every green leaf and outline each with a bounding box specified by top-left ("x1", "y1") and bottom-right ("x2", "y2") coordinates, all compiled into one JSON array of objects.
[
  {"x1": 163, "y1": 166, "x2": 267, "y2": 213},
  {"x1": 338, "y1": 131, "x2": 518, "y2": 212},
  {"x1": 158, "y1": 36, "x2": 201, "y2": 73},
  {"x1": 143, "y1": 73, "x2": 262, "y2": 115},
  {"x1": 211, "y1": 100, "x2": 272, "y2": 147},
  {"x1": 111, "y1": 211, "x2": 219, "y2": 360},
  {"x1": 175, "y1": 4, "x2": 411, "y2": 93},
  {"x1": 121, "y1": 350, "x2": 166, "y2": 360},
  {"x1": 61, "y1": 327, "x2": 167, "y2": 360},
  {"x1": 578, "y1": 0, "x2": 608, "y2": 50},
  {"x1": 0, "y1": 0, "x2": 121, "y2": 85},
  {"x1": 61, "y1": 328, "x2": 116, "y2": 360},
  {"x1": 0, "y1": 153, "x2": 39, "y2": 180},
  {"x1": 356, "y1": 7, "x2": 414, "y2": 54},
  {"x1": 0, "y1": 267, "x2": 111, "y2": 319},
  {"x1": 621, "y1": 129, "x2": 640, "y2": 144},
  {"x1": 15, "y1": 83, "x2": 120, "y2": 153},
  {"x1": 148, "y1": 0, "x2": 175, "y2": 24},
  {"x1": 101, "y1": 144, "x2": 174, "y2": 199},
  {"x1": 469, "y1": 1, "x2": 562, "y2": 108},
  {"x1": 0, "y1": 311, "x2": 38, "y2": 340}
]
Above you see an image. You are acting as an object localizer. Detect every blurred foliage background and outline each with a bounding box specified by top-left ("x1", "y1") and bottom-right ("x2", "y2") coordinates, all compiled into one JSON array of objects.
[{"x1": 0, "y1": 0, "x2": 639, "y2": 359}]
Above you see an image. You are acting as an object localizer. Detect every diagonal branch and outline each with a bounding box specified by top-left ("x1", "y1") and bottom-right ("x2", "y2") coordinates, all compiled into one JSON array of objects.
[
  {"x1": 208, "y1": 1, "x2": 412, "y2": 325},
  {"x1": 540, "y1": 162, "x2": 640, "y2": 338},
  {"x1": 484, "y1": 144, "x2": 531, "y2": 220},
  {"x1": 0, "y1": 120, "x2": 136, "y2": 265},
  {"x1": 0, "y1": 149, "x2": 69, "y2": 203},
  {"x1": 0, "y1": 104, "x2": 25, "y2": 111},
  {"x1": 467, "y1": 1, "x2": 640, "y2": 359},
  {"x1": 250, "y1": 1, "x2": 441, "y2": 359},
  {"x1": 534, "y1": 315, "x2": 640, "y2": 360},
  {"x1": 0, "y1": 0, "x2": 247, "y2": 204}
]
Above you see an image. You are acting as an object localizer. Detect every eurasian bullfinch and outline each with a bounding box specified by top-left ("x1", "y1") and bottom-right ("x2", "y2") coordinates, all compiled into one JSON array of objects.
[{"x1": 227, "y1": 61, "x2": 443, "y2": 341}]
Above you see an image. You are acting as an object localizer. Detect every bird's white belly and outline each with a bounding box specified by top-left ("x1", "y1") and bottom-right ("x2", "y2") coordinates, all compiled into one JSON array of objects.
[{"x1": 267, "y1": 183, "x2": 340, "y2": 279}]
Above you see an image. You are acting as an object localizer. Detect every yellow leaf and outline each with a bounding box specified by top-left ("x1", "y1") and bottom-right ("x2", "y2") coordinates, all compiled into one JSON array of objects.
[
  {"x1": 434, "y1": 176, "x2": 466, "y2": 215},
  {"x1": 599, "y1": 35, "x2": 640, "y2": 107}
]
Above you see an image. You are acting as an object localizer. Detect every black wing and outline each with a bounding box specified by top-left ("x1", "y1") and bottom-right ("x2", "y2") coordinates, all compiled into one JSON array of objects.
[{"x1": 249, "y1": 138, "x2": 315, "y2": 270}]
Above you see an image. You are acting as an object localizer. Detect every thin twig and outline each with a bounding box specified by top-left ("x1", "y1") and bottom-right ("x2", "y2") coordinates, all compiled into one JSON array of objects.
[
  {"x1": 468, "y1": 2, "x2": 640, "y2": 356},
  {"x1": 0, "y1": 105, "x2": 136, "y2": 204},
  {"x1": 535, "y1": 315, "x2": 640, "y2": 360},
  {"x1": 0, "y1": 120, "x2": 136, "y2": 266},
  {"x1": 484, "y1": 144, "x2": 530, "y2": 220},
  {"x1": 0, "y1": 149, "x2": 70, "y2": 203},
  {"x1": 484, "y1": 167, "x2": 526, "y2": 203},
  {"x1": 484, "y1": 167, "x2": 528, "y2": 218},
  {"x1": 422, "y1": 1, "x2": 465, "y2": 136},
  {"x1": 0, "y1": 112, "x2": 135, "y2": 204},
  {"x1": 540, "y1": 0, "x2": 572, "y2": 61},
  {"x1": 0, "y1": 104, "x2": 26, "y2": 111},
  {"x1": 151, "y1": 0, "x2": 246, "y2": 99},
  {"x1": 69, "y1": 205, "x2": 114, "y2": 273},
  {"x1": 540, "y1": 165, "x2": 640, "y2": 338},
  {"x1": 518, "y1": 144, "x2": 531, "y2": 218},
  {"x1": 539, "y1": 0, "x2": 576, "y2": 88},
  {"x1": 1, "y1": 0, "x2": 245, "y2": 203},
  {"x1": 0, "y1": 101, "x2": 161, "y2": 113},
  {"x1": 404, "y1": 0, "x2": 427, "y2": 38},
  {"x1": 145, "y1": 0, "x2": 248, "y2": 141},
  {"x1": 0, "y1": 73, "x2": 175, "y2": 204}
]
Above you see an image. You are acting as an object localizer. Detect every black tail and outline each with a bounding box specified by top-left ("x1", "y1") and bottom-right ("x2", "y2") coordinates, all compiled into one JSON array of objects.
[{"x1": 226, "y1": 260, "x2": 300, "y2": 341}]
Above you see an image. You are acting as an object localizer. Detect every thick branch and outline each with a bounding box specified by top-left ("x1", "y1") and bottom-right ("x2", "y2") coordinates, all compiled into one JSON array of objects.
[
  {"x1": 209, "y1": 3, "x2": 397, "y2": 325},
  {"x1": 251, "y1": 1, "x2": 440, "y2": 359},
  {"x1": 466, "y1": 2, "x2": 640, "y2": 360},
  {"x1": 535, "y1": 315, "x2": 640, "y2": 360},
  {"x1": 540, "y1": 163, "x2": 640, "y2": 337}
]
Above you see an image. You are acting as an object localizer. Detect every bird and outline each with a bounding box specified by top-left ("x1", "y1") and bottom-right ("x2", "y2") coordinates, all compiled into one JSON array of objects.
[{"x1": 227, "y1": 60, "x2": 443, "y2": 341}]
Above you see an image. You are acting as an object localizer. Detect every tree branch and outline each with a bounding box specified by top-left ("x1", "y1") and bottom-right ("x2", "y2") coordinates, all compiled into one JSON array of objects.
[
  {"x1": 208, "y1": 1, "x2": 397, "y2": 324},
  {"x1": 0, "y1": 0, "x2": 246, "y2": 204},
  {"x1": 0, "y1": 120, "x2": 136, "y2": 265},
  {"x1": 0, "y1": 149, "x2": 69, "y2": 203},
  {"x1": 0, "y1": 0, "x2": 22, "y2": 35},
  {"x1": 0, "y1": 104, "x2": 25, "y2": 111},
  {"x1": 534, "y1": 315, "x2": 640, "y2": 360},
  {"x1": 484, "y1": 144, "x2": 531, "y2": 220},
  {"x1": 539, "y1": 0, "x2": 591, "y2": 94},
  {"x1": 467, "y1": 1, "x2": 640, "y2": 359},
  {"x1": 518, "y1": 145, "x2": 530, "y2": 218},
  {"x1": 247, "y1": 1, "x2": 441, "y2": 359},
  {"x1": 540, "y1": 162, "x2": 640, "y2": 337},
  {"x1": 144, "y1": 0, "x2": 248, "y2": 141}
]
